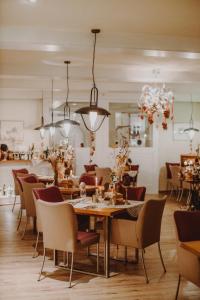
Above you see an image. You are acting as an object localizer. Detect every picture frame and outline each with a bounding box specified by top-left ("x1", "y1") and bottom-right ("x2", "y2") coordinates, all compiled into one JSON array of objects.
[{"x1": 0, "y1": 120, "x2": 24, "y2": 143}]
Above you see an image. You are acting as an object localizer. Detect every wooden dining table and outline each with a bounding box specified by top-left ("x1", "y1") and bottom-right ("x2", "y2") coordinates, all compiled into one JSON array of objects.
[
  {"x1": 55, "y1": 199, "x2": 143, "y2": 278},
  {"x1": 180, "y1": 240, "x2": 200, "y2": 257}
]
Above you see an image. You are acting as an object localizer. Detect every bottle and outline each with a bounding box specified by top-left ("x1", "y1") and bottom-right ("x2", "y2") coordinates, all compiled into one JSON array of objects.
[{"x1": 3, "y1": 184, "x2": 6, "y2": 196}]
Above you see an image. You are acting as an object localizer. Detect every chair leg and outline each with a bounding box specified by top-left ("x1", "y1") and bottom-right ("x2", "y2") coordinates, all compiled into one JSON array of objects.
[
  {"x1": 33, "y1": 232, "x2": 40, "y2": 258},
  {"x1": 133, "y1": 248, "x2": 139, "y2": 264},
  {"x1": 21, "y1": 216, "x2": 28, "y2": 240},
  {"x1": 158, "y1": 242, "x2": 166, "y2": 272},
  {"x1": 68, "y1": 252, "x2": 74, "y2": 288},
  {"x1": 38, "y1": 248, "x2": 46, "y2": 281},
  {"x1": 12, "y1": 195, "x2": 17, "y2": 212},
  {"x1": 178, "y1": 189, "x2": 184, "y2": 202},
  {"x1": 96, "y1": 243, "x2": 99, "y2": 273},
  {"x1": 175, "y1": 274, "x2": 181, "y2": 300},
  {"x1": 141, "y1": 249, "x2": 149, "y2": 283},
  {"x1": 124, "y1": 246, "x2": 128, "y2": 264},
  {"x1": 17, "y1": 209, "x2": 22, "y2": 231}
]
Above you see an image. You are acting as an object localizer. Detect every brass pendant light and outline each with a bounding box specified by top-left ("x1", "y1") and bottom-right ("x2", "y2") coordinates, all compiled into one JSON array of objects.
[{"x1": 75, "y1": 29, "x2": 110, "y2": 132}]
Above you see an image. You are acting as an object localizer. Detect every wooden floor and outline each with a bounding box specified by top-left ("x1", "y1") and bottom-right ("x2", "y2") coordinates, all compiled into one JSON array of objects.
[{"x1": 0, "y1": 196, "x2": 199, "y2": 300}]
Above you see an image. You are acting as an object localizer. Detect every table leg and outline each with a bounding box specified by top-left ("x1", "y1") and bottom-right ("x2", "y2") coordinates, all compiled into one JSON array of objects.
[{"x1": 104, "y1": 216, "x2": 111, "y2": 278}]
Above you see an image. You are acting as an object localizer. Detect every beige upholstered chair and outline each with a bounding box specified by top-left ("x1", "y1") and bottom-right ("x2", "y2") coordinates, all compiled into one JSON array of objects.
[
  {"x1": 169, "y1": 165, "x2": 182, "y2": 201},
  {"x1": 111, "y1": 197, "x2": 167, "y2": 283},
  {"x1": 21, "y1": 181, "x2": 45, "y2": 239},
  {"x1": 37, "y1": 200, "x2": 100, "y2": 287},
  {"x1": 11, "y1": 168, "x2": 29, "y2": 212},
  {"x1": 15, "y1": 173, "x2": 30, "y2": 231},
  {"x1": 95, "y1": 167, "x2": 112, "y2": 185},
  {"x1": 174, "y1": 211, "x2": 200, "y2": 299}
]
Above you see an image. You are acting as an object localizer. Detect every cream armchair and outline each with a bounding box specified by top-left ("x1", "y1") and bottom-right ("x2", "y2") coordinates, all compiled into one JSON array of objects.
[
  {"x1": 174, "y1": 210, "x2": 200, "y2": 299},
  {"x1": 22, "y1": 181, "x2": 45, "y2": 239},
  {"x1": 111, "y1": 197, "x2": 166, "y2": 283},
  {"x1": 37, "y1": 200, "x2": 100, "y2": 287}
]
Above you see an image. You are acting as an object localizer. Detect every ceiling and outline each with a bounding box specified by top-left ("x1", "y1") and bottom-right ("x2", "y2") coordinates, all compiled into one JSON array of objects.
[{"x1": 0, "y1": 0, "x2": 200, "y2": 106}]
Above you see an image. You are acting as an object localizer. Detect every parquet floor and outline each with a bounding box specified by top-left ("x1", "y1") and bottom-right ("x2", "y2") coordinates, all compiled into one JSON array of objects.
[{"x1": 0, "y1": 196, "x2": 199, "y2": 300}]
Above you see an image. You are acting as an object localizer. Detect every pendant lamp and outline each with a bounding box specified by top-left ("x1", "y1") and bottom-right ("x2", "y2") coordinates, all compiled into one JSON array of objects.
[
  {"x1": 184, "y1": 96, "x2": 199, "y2": 141},
  {"x1": 55, "y1": 61, "x2": 79, "y2": 138},
  {"x1": 34, "y1": 90, "x2": 46, "y2": 139},
  {"x1": 75, "y1": 29, "x2": 110, "y2": 132},
  {"x1": 44, "y1": 79, "x2": 60, "y2": 138}
]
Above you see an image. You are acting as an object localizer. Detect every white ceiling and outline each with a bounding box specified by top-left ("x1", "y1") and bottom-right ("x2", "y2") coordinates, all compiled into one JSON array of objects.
[{"x1": 0, "y1": 0, "x2": 200, "y2": 106}]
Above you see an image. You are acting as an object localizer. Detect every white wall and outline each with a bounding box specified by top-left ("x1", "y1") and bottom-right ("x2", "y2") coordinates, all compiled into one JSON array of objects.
[{"x1": 0, "y1": 98, "x2": 48, "y2": 151}]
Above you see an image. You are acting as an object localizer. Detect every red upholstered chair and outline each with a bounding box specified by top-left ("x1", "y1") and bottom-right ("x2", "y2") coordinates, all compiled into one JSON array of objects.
[
  {"x1": 117, "y1": 184, "x2": 146, "y2": 202},
  {"x1": 79, "y1": 174, "x2": 103, "y2": 186},
  {"x1": 12, "y1": 168, "x2": 29, "y2": 212},
  {"x1": 17, "y1": 174, "x2": 39, "y2": 192},
  {"x1": 84, "y1": 164, "x2": 98, "y2": 173},
  {"x1": 33, "y1": 185, "x2": 64, "y2": 203},
  {"x1": 174, "y1": 211, "x2": 200, "y2": 299}
]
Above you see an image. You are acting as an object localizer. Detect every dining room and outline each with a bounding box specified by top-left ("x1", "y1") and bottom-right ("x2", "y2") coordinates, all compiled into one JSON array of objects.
[{"x1": 0, "y1": 0, "x2": 200, "y2": 299}]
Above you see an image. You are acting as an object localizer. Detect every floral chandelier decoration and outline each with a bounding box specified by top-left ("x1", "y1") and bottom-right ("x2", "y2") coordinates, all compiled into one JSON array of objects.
[{"x1": 138, "y1": 69, "x2": 174, "y2": 130}]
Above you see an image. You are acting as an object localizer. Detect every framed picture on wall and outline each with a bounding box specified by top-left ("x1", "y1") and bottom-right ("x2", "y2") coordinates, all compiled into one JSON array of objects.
[
  {"x1": 173, "y1": 122, "x2": 189, "y2": 141},
  {"x1": 0, "y1": 120, "x2": 24, "y2": 143}
]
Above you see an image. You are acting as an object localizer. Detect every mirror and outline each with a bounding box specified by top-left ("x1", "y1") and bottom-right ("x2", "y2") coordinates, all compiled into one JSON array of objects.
[{"x1": 109, "y1": 103, "x2": 153, "y2": 148}]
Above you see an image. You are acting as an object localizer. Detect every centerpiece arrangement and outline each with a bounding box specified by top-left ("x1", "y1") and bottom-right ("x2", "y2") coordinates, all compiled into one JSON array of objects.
[{"x1": 47, "y1": 144, "x2": 75, "y2": 186}]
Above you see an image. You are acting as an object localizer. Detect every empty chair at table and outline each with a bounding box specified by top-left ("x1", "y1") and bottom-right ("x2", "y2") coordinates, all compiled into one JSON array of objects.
[
  {"x1": 20, "y1": 178, "x2": 45, "y2": 239},
  {"x1": 174, "y1": 210, "x2": 200, "y2": 299},
  {"x1": 169, "y1": 165, "x2": 182, "y2": 201},
  {"x1": 95, "y1": 167, "x2": 112, "y2": 185},
  {"x1": 16, "y1": 174, "x2": 39, "y2": 235},
  {"x1": 11, "y1": 168, "x2": 29, "y2": 212},
  {"x1": 32, "y1": 186, "x2": 64, "y2": 257},
  {"x1": 37, "y1": 200, "x2": 100, "y2": 287},
  {"x1": 111, "y1": 197, "x2": 166, "y2": 283}
]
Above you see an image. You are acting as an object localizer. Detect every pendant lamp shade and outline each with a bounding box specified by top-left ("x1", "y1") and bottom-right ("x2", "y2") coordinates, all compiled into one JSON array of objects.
[
  {"x1": 75, "y1": 29, "x2": 110, "y2": 132},
  {"x1": 55, "y1": 61, "x2": 79, "y2": 138}
]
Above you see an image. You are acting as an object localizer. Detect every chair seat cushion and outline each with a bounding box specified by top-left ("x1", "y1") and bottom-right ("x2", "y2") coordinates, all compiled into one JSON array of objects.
[{"x1": 77, "y1": 231, "x2": 100, "y2": 247}]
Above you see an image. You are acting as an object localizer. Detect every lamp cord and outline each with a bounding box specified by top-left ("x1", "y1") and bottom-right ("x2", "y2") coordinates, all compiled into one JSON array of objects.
[
  {"x1": 92, "y1": 32, "x2": 97, "y2": 87},
  {"x1": 51, "y1": 79, "x2": 54, "y2": 123}
]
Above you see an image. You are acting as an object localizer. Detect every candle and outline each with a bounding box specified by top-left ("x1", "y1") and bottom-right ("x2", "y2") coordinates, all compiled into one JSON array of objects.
[
  {"x1": 95, "y1": 176, "x2": 98, "y2": 186},
  {"x1": 70, "y1": 169, "x2": 73, "y2": 177}
]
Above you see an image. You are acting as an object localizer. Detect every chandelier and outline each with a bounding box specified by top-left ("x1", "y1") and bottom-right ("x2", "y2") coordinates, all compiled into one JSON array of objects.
[
  {"x1": 55, "y1": 61, "x2": 79, "y2": 138},
  {"x1": 75, "y1": 29, "x2": 110, "y2": 132},
  {"x1": 138, "y1": 70, "x2": 174, "y2": 129}
]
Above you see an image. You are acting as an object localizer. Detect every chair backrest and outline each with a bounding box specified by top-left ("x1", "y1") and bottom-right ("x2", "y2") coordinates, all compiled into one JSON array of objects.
[
  {"x1": 15, "y1": 172, "x2": 30, "y2": 209},
  {"x1": 33, "y1": 186, "x2": 64, "y2": 202},
  {"x1": 116, "y1": 184, "x2": 146, "y2": 201},
  {"x1": 174, "y1": 210, "x2": 200, "y2": 242},
  {"x1": 169, "y1": 165, "x2": 181, "y2": 187},
  {"x1": 127, "y1": 186, "x2": 146, "y2": 201},
  {"x1": 37, "y1": 200, "x2": 78, "y2": 252},
  {"x1": 84, "y1": 164, "x2": 98, "y2": 173},
  {"x1": 22, "y1": 182, "x2": 45, "y2": 217},
  {"x1": 136, "y1": 197, "x2": 166, "y2": 248},
  {"x1": 130, "y1": 164, "x2": 139, "y2": 171},
  {"x1": 17, "y1": 174, "x2": 39, "y2": 191},
  {"x1": 166, "y1": 162, "x2": 180, "y2": 179},
  {"x1": 79, "y1": 174, "x2": 102, "y2": 186},
  {"x1": 12, "y1": 168, "x2": 29, "y2": 195},
  {"x1": 95, "y1": 167, "x2": 112, "y2": 185}
]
